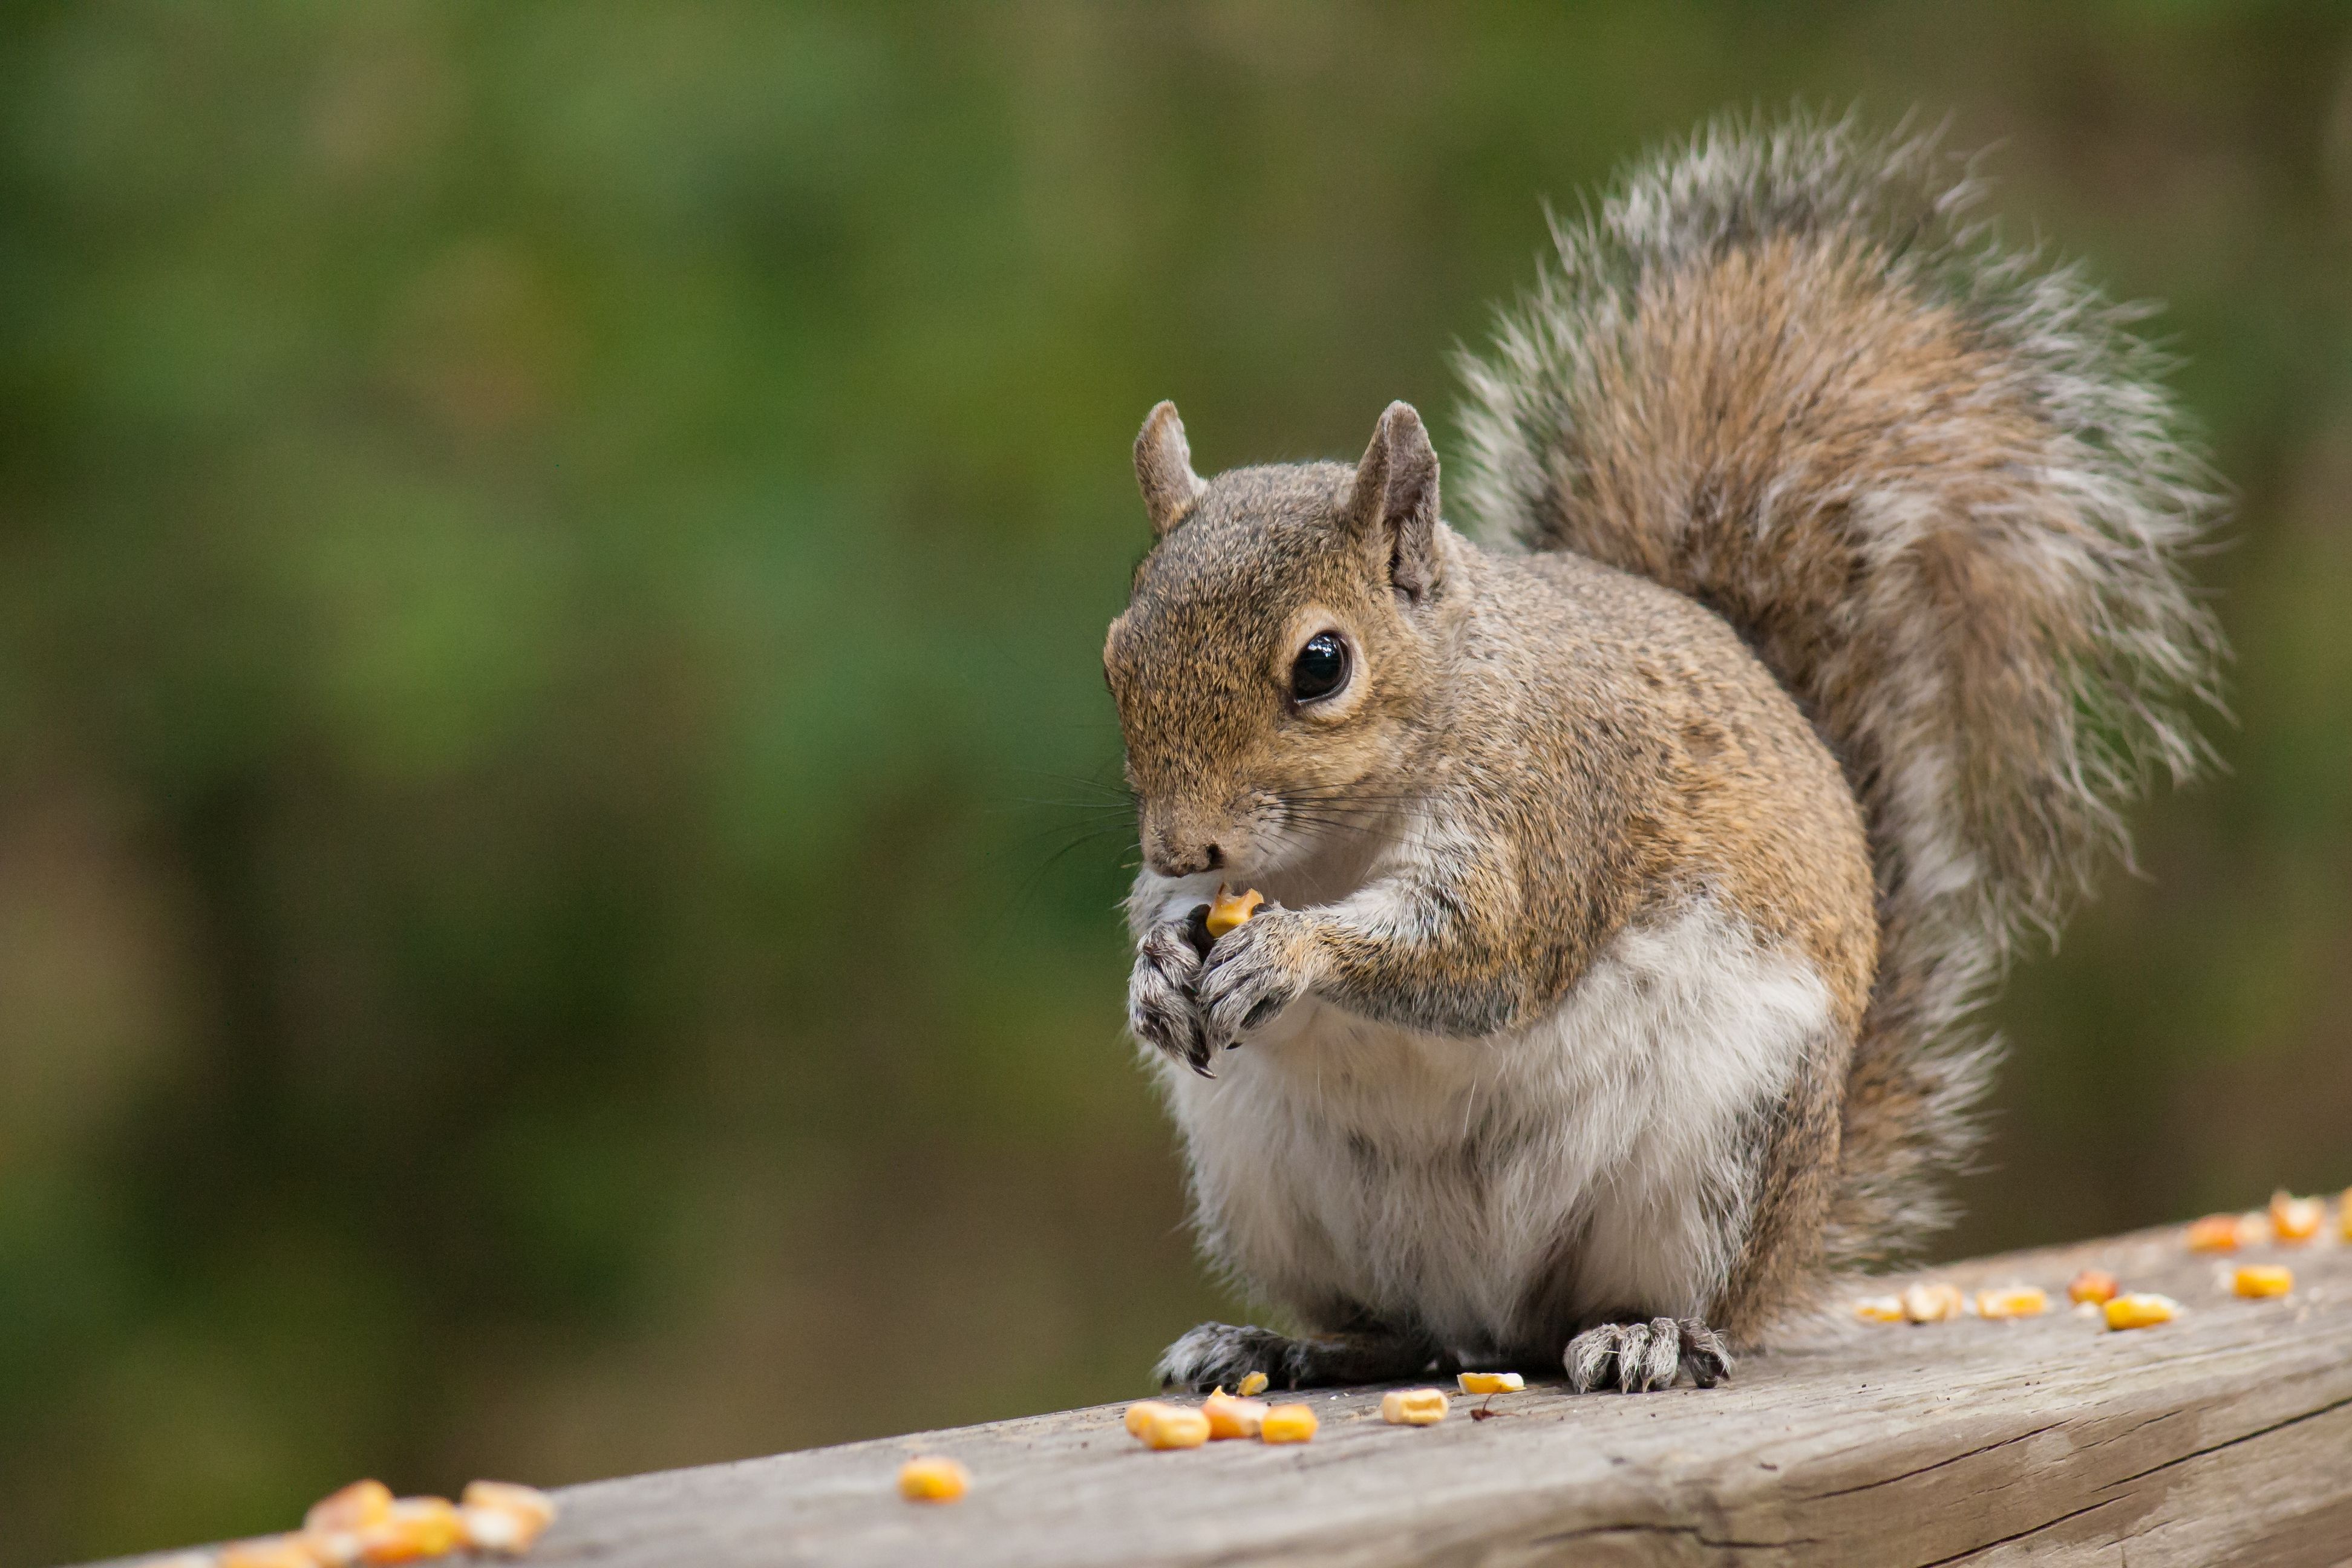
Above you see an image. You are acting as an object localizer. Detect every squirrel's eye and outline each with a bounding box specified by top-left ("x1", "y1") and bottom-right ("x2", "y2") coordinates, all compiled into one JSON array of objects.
[{"x1": 1290, "y1": 632, "x2": 1350, "y2": 704}]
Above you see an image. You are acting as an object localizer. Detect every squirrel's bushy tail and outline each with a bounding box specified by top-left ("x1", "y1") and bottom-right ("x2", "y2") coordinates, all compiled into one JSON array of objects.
[{"x1": 1455, "y1": 113, "x2": 2224, "y2": 1267}]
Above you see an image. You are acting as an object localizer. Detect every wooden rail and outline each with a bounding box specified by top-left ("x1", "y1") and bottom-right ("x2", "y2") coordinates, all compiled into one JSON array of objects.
[{"x1": 104, "y1": 1221, "x2": 2352, "y2": 1567}]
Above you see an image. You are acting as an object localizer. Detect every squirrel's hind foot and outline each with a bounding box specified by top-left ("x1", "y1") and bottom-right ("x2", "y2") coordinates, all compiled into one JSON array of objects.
[
  {"x1": 1153, "y1": 1321, "x2": 1434, "y2": 1392},
  {"x1": 1565, "y1": 1316, "x2": 1731, "y2": 1393}
]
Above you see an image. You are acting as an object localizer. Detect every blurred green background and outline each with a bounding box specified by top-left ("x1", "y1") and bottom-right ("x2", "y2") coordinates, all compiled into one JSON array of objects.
[{"x1": 2, "y1": 2, "x2": 2349, "y2": 1561}]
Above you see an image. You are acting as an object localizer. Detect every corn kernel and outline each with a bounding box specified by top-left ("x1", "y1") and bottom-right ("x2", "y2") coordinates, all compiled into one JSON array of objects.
[
  {"x1": 305, "y1": 1532, "x2": 363, "y2": 1568},
  {"x1": 457, "y1": 1481, "x2": 557, "y2": 1553},
  {"x1": 895, "y1": 1457, "x2": 970, "y2": 1503},
  {"x1": 220, "y1": 1537, "x2": 316, "y2": 1568},
  {"x1": 1135, "y1": 1405, "x2": 1211, "y2": 1450},
  {"x1": 356, "y1": 1498, "x2": 463, "y2": 1565},
  {"x1": 1203, "y1": 884, "x2": 1265, "y2": 939},
  {"x1": 1201, "y1": 1390, "x2": 1267, "y2": 1439},
  {"x1": 2184, "y1": 1214, "x2": 2243, "y2": 1252},
  {"x1": 2103, "y1": 1292, "x2": 2179, "y2": 1330},
  {"x1": 304, "y1": 1481, "x2": 394, "y2": 1537},
  {"x1": 1380, "y1": 1388, "x2": 1449, "y2": 1425},
  {"x1": 2066, "y1": 1269, "x2": 2119, "y2": 1305},
  {"x1": 2269, "y1": 1191, "x2": 2322, "y2": 1244},
  {"x1": 1456, "y1": 1371, "x2": 1524, "y2": 1394},
  {"x1": 2233, "y1": 1264, "x2": 2293, "y2": 1299},
  {"x1": 2342, "y1": 1189, "x2": 2352, "y2": 1242},
  {"x1": 1901, "y1": 1281, "x2": 1965, "y2": 1323},
  {"x1": 1236, "y1": 1371, "x2": 1270, "y2": 1397},
  {"x1": 1259, "y1": 1403, "x2": 1318, "y2": 1443},
  {"x1": 1123, "y1": 1400, "x2": 1175, "y2": 1437},
  {"x1": 1851, "y1": 1294, "x2": 1903, "y2": 1323},
  {"x1": 1975, "y1": 1285, "x2": 2049, "y2": 1319}
]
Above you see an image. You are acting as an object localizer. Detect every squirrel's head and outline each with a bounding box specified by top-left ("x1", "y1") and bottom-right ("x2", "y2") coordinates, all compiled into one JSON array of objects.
[{"x1": 1105, "y1": 400, "x2": 1449, "y2": 881}]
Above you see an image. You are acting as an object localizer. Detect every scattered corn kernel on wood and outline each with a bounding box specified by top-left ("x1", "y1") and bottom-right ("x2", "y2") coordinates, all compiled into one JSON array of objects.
[
  {"x1": 2233, "y1": 1264, "x2": 2294, "y2": 1299},
  {"x1": 2104, "y1": 1293, "x2": 2180, "y2": 1330},
  {"x1": 1976, "y1": 1285, "x2": 2049, "y2": 1319},
  {"x1": 2269, "y1": 1191, "x2": 2323, "y2": 1243},
  {"x1": 1853, "y1": 1294, "x2": 1904, "y2": 1323},
  {"x1": 459, "y1": 1482, "x2": 559, "y2": 1552},
  {"x1": 2067, "y1": 1269, "x2": 2119, "y2": 1305},
  {"x1": 1901, "y1": 1282, "x2": 1965, "y2": 1323},
  {"x1": 2184, "y1": 1214, "x2": 2243, "y2": 1252},
  {"x1": 1380, "y1": 1388, "x2": 1449, "y2": 1426},
  {"x1": 1135, "y1": 1405, "x2": 1212, "y2": 1450},
  {"x1": 1457, "y1": 1371, "x2": 1524, "y2": 1394},
  {"x1": 357, "y1": 1499, "x2": 465, "y2": 1566},
  {"x1": 1259, "y1": 1403, "x2": 1318, "y2": 1443},
  {"x1": 1201, "y1": 1390, "x2": 1267, "y2": 1439},
  {"x1": 305, "y1": 1481, "x2": 394, "y2": 1537},
  {"x1": 1122, "y1": 1400, "x2": 1174, "y2": 1437},
  {"x1": 895, "y1": 1457, "x2": 970, "y2": 1503},
  {"x1": 219, "y1": 1538, "x2": 315, "y2": 1568},
  {"x1": 1203, "y1": 884, "x2": 1265, "y2": 939},
  {"x1": 1236, "y1": 1371, "x2": 1269, "y2": 1397},
  {"x1": 2342, "y1": 1189, "x2": 2352, "y2": 1241}
]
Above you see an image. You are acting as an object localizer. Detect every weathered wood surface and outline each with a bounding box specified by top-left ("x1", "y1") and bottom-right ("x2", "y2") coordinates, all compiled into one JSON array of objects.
[{"x1": 109, "y1": 1223, "x2": 2352, "y2": 1568}]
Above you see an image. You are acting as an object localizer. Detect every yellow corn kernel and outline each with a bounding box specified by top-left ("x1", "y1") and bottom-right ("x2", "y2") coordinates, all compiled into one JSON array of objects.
[
  {"x1": 1201, "y1": 1391, "x2": 1267, "y2": 1439},
  {"x1": 1135, "y1": 1405, "x2": 1211, "y2": 1450},
  {"x1": 1236, "y1": 1371, "x2": 1270, "y2": 1397},
  {"x1": 2184, "y1": 1213, "x2": 2242, "y2": 1252},
  {"x1": 895, "y1": 1457, "x2": 970, "y2": 1503},
  {"x1": 2066, "y1": 1269, "x2": 2119, "y2": 1305},
  {"x1": 1975, "y1": 1285, "x2": 2049, "y2": 1319},
  {"x1": 1380, "y1": 1388, "x2": 1449, "y2": 1426},
  {"x1": 2233, "y1": 1264, "x2": 2293, "y2": 1299},
  {"x1": 1203, "y1": 884, "x2": 1265, "y2": 939},
  {"x1": 2342, "y1": 1188, "x2": 2352, "y2": 1241},
  {"x1": 2269, "y1": 1191, "x2": 2322, "y2": 1244},
  {"x1": 1901, "y1": 1282, "x2": 1965, "y2": 1323},
  {"x1": 1851, "y1": 1294, "x2": 1903, "y2": 1323},
  {"x1": 1456, "y1": 1371, "x2": 1524, "y2": 1394},
  {"x1": 1123, "y1": 1400, "x2": 1176, "y2": 1437},
  {"x1": 220, "y1": 1537, "x2": 316, "y2": 1568},
  {"x1": 457, "y1": 1481, "x2": 557, "y2": 1553},
  {"x1": 304, "y1": 1481, "x2": 394, "y2": 1537},
  {"x1": 356, "y1": 1498, "x2": 464, "y2": 1565},
  {"x1": 2103, "y1": 1292, "x2": 2179, "y2": 1330},
  {"x1": 1259, "y1": 1403, "x2": 1318, "y2": 1443}
]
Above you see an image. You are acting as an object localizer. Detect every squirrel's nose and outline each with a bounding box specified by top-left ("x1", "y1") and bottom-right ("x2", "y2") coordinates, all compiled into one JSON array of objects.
[{"x1": 1149, "y1": 841, "x2": 1223, "y2": 878}]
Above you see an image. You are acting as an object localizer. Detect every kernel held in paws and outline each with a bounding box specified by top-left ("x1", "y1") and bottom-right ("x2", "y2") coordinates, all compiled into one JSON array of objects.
[
  {"x1": 2104, "y1": 1293, "x2": 2179, "y2": 1330},
  {"x1": 1203, "y1": 884, "x2": 1264, "y2": 939},
  {"x1": 1457, "y1": 1371, "x2": 1524, "y2": 1394},
  {"x1": 1380, "y1": 1388, "x2": 1449, "y2": 1425},
  {"x1": 1975, "y1": 1285, "x2": 2048, "y2": 1319},
  {"x1": 2233, "y1": 1264, "x2": 2293, "y2": 1299},
  {"x1": 1135, "y1": 1405, "x2": 1212, "y2": 1449},
  {"x1": 2269, "y1": 1191, "x2": 2322, "y2": 1243},
  {"x1": 1236, "y1": 1371, "x2": 1270, "y2": 1397},
  {"x1": 2066, "y1": 1269, "x2": 2119, "y2": 1305},
  {"x1": 1259, "y1": 1403, "x2": 1319, "y2": 1443},
  {"x1": 896, "y1": 1457, "x2": 970, "y2": 1503}
]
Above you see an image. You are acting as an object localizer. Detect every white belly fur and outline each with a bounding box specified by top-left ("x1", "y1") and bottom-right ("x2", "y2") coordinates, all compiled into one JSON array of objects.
[{"x1": 1157, "y1": 898, "x2": 1831, "y2": 1359}]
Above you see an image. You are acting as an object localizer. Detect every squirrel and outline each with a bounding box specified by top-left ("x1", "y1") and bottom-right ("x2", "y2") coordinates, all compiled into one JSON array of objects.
[{"x1": 1103, "y1": 115, "x2": 2223, "y2": 1394}]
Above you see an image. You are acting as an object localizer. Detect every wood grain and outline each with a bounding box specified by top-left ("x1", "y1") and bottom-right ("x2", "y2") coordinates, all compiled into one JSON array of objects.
[{"x1": 102, "y1": 1224, "x2": 2352, "y2": 1568}]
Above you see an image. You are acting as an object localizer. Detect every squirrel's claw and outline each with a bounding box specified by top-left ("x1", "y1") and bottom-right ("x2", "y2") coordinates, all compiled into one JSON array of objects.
[
  {"x1": 1197, "y1": 911, "x2": 1311, "y2": 1051},
  {"x1": 1566, "y1": 1317, "x2": 1731, "y2": 1393}
]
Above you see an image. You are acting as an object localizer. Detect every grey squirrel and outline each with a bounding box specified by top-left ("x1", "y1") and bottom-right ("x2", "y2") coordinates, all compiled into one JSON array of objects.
[{"x1": 1103, "y1": 116, "x2": 2223, "y2": 1393}]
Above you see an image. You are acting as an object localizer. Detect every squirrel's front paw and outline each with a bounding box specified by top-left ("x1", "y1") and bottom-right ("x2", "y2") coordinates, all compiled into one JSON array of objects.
[
  {"x1": 1129, "y1": 918, "x2": 1212, "y2": 1076},
  {"x1": 1198, "y1": 909, "x2": 1315, "y2": 1051}
]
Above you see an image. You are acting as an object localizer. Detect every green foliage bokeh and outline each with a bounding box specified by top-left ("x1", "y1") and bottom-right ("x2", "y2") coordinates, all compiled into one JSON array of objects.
[{"x1": 1, "y1": 4, "x2": 2348, "y2": 1561}]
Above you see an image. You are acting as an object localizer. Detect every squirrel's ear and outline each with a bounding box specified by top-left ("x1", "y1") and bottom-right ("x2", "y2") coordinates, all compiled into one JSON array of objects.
[
  {"x1": 1346, "y1": 401, "x2": 1441, "y2": 603},
  {"x1": 1134, "y1": 401, "x2": 1206, "y2": 538}
]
